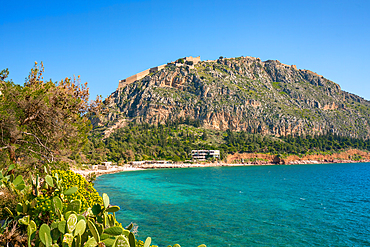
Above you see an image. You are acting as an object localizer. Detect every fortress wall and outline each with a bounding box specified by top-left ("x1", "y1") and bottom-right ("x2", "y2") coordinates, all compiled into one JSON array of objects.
[
  {"x1": 185, "y1": 56, "x2": 201, "y2": 65},
  {"x1": 136, "y1": 69, "x2": 151, "y2": 80},
  {"x1": 118, "y1": 58, "x2": 200, "y2": 90},
  {"x1": 125, "y1": 74, "x2": 138, "y2": 83},
  {"x1": 149, "y1": 64, "x2": 166, "y2": 73},
  {"x1": 157, "y1": 64, "x2": 166, "y2": 70},
  {"x1": 118, "y1": 64, "x2": 167, "y2": 89}
]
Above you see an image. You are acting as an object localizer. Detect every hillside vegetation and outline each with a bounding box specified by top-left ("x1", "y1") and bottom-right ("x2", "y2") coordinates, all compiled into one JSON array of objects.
[{"x1": 85, "y1": 121, "x2": 370, "y2": 164}]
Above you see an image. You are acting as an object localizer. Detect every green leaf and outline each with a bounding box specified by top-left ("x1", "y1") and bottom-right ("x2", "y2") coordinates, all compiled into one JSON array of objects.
[
  {"x1": 5, "y1": 207, "x2": 14, "y2": 217},
  {"x1": 77, "y1": 215, "x2": 86, "y2": 222},
  {"x1": 7, "y1": 164, "x2": 15, "y2": 173},
  {"x1": 106, "y1": 206, "x2": 120, "y2": 213},
  {"x1": 19, "y1": 215, "x2": 30, "y2": 225},
  {"x1": 64, "y1": 211, "x2": 77, "y2": 220},
  {"x1": 87, "y1": 219, "x2": 100, "y2": 243},
  {"x1": 74, "y1": 219, "x2": 86, "y2": 237},
  {"x1": 114, "y1": 235, "x2": 129, "y2": 247},
  {"x1": 13, "y1": 175, "x2": 24, "y2": 186},
  {"x1": 75, "y1": 232, "x2": 81, "y2": 247},
  {"x1": 84, "y1": 237, "x2": 98, "y2": 247},
  {"x1": 103, "y1": 193, "x2": 110, "y2": 209},
  {"x1": 27, "y1": 220, "x2": 37, "y2": 236},
  {"x1": 39, "y1": 224, "x2": 52, "y2": 247},
  {"x1": 64, "y1": 186, "x2": 78, "y2": 195},
  {"x1": 27, "y1": 221, "x2": 36, "y2": 247},
  {"x1": 58, "y1": 220, "x2": 66, "y2": 234},
  {"x1": 121, "y1": 229, "x2": 130, "y2": 237},
  {"x1": 103, "y1": 226, "x2": 123, "y2": 236},
  {"x1": 92, "y1": 204, "x2": 102, "y2": 215},
  {"x1": 108, "y1": 214, "x2": 115, "y2": 227},
  {"x1": 144, "y1": 237, "x2": 152, "y2": 247},
  {"x1": 102, "y1": 236, "x2": 117, "y2": 247},
  {"x1": 96, "y1": 223, "x2": 104, "y2": 235},
  {"x1": 52, "y1": 196, "x2": 63, "y2": 212},
  {"x1": 51, "y1": 228, "x2": 60, "y2": 243},
  {"x1": 126, "y1": 223, "x2": 133, "y2": 231},
  {"x1": 16, "y1": 203, "x2": 23, "y2": 213},
  {"x1": 45, "y1": 175, "x2": 54, "y2": 187},
  {"x1": 67, "y1": 200, "x2": 81, "y2": 213},
  {"x1": 22, "y1": 201, "x2": 30, "y2": 213},
  {"x1": 16, "y1": 183, "x2": 26, "y2": 190},
  {"x1": 100, "y1": 233, "x2": 111, "y2": 241},
  {"x1": 50, "y1": 222, "x2": 58, "y2": 230},
  {"x1": 128, "y1": 232, "x2": 135, "y2": 247}
]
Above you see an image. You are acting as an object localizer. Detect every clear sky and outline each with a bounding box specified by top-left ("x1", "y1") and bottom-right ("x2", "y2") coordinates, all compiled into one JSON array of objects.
[{"x1": 1, "y1": 0, "x2": 369, "y2": 100}]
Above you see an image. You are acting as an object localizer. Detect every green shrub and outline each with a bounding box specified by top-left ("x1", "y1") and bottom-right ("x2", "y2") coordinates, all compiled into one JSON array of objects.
[
  {"x1": 1, "y1": 168, "x2": 207, "y2": 247},
  {"x1": 54, "y1": 170, "x2": 103, "y2": 211}
]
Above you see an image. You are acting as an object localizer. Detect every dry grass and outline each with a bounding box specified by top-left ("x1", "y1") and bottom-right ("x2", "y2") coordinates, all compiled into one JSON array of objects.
[{"x1": 0, "y1": 221, "x2": 28, "y2": 247}]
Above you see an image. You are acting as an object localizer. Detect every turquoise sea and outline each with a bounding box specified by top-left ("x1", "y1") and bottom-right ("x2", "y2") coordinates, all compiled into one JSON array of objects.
[{"x1": 94, "y1": 163, "x2": 370, "y2": 246}]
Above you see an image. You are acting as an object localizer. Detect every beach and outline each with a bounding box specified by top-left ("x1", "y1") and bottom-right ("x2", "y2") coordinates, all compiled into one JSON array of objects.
[{"x1": 72, "y1": 157, "x2": 370, "y2": 178}]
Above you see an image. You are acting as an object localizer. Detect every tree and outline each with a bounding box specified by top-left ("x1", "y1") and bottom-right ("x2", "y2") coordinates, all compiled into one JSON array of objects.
[
  {"x1": 201, "y1": 131, "x2": 208, "y2": 141},
  {"x1": 0, "y1": 62, "x2": 102, "y2": 170}
]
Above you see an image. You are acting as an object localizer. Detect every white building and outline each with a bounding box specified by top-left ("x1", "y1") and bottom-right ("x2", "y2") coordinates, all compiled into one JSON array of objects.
[{"x1": 191, "y1": 150, "x2": 220, "y2": 161}]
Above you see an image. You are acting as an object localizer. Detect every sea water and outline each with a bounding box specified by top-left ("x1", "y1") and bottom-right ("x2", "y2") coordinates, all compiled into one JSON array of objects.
[{"x1": 94, "y1": 163, "x2": 370, "y2": 246}]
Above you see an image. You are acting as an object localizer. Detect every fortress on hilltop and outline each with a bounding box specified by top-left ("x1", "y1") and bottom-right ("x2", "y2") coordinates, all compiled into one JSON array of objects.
[{"x1": 118, "y1": 56, "x2": 201, "y2": 89}]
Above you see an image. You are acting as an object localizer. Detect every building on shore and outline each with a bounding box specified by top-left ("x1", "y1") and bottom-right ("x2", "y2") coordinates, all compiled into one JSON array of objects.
[
  {"x1": 191, "y1": 150, "x2": 220, "y2": 161},
  {"x1": 90, "y1": 161, "x2": 114, "y2": 170}
]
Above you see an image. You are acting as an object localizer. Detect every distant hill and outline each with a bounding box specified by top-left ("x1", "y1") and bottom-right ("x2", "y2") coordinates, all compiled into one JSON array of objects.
[{"x1": 92, "y1": 56, "x2": 370, "y2": 139}]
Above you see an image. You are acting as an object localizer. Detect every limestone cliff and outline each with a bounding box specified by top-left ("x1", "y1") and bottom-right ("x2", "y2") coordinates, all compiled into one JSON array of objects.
[{"x1": 93, "y1": 56, "x2": 370, "y2": 139}]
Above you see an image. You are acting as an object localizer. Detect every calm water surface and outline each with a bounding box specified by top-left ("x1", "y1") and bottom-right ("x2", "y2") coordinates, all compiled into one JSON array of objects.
[{"x1": 94, "y1": 163, "x2": 370, "y2": 246}]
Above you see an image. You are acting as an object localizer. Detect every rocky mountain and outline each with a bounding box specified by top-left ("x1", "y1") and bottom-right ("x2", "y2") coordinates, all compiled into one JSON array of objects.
[{"x1": 92, "y1": 56, "x2": 370, "y2": 139}]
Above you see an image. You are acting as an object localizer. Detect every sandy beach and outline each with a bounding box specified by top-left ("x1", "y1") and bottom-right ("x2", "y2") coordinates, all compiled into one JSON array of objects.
[{"x1": 72, "y1": 158, "x2": 370, "y2": 178}]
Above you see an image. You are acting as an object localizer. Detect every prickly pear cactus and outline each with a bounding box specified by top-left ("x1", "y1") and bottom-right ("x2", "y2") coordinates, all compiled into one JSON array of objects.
[{"x1": 67, "y1": 214, "x2": 78, "y2": 233}]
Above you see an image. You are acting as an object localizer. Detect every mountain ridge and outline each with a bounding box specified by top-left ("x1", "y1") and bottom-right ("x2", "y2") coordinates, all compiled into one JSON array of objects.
[{"x1": 92, "y1": 56, "x2": 370, "y2": 139}]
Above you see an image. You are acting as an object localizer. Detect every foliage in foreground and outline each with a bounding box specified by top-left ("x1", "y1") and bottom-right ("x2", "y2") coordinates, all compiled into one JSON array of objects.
[
  {"x1": 0, "y1": 63, "x2": 102, "y2": 170},
  {"x1": 0, "y1": 166, "x2": 206, "y2": 247}
]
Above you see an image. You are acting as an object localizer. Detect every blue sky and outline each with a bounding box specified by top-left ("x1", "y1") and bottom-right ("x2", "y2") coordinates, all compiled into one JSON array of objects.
[{"x1": 1, "y1": 0, "x2": 369, "y2": 100}]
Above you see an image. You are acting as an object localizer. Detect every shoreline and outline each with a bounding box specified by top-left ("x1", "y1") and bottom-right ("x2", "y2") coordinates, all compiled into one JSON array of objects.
[{"x1": 72, "y1": 159, "x2": 370, "y2": 178}]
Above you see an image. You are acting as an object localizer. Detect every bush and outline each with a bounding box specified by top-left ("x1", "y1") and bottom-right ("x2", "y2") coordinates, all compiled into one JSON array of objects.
[
  {"x1": 54, "y1": 170, "x2": 103, "y2": 211},
  {"x1": 0, "y1": 167, "x2": 206, "y2": 247},
  {"x1": 177, "y1": 58, "x2": 185, "y2": 64}
]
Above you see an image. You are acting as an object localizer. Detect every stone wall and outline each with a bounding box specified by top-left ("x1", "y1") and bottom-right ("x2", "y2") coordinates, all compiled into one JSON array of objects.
[
  {"x1": 118, "y1": 56, "x2": 200, "y2": 89},
  {"x1": 185, "y1": 56, "x2": 201, "y2": 65},
  {"x1": 118, "y1": 65, "x2": 165, "y2": 89}
]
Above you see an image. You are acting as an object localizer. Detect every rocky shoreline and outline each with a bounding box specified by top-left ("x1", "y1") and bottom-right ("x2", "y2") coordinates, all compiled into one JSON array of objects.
[{"x1": 72, "y1": 158, "x2": 370, "y2": 178}]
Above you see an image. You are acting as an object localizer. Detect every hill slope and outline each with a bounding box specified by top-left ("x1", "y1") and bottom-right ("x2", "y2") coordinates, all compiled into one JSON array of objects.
[{"x1": 93, "y1": 56, "x2": 370, "y2": 139}]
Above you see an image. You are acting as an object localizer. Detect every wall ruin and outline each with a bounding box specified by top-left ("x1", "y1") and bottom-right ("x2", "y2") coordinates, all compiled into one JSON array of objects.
[{"x1": 118, "y1": 56, "x2": 201, "y2": 89}]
